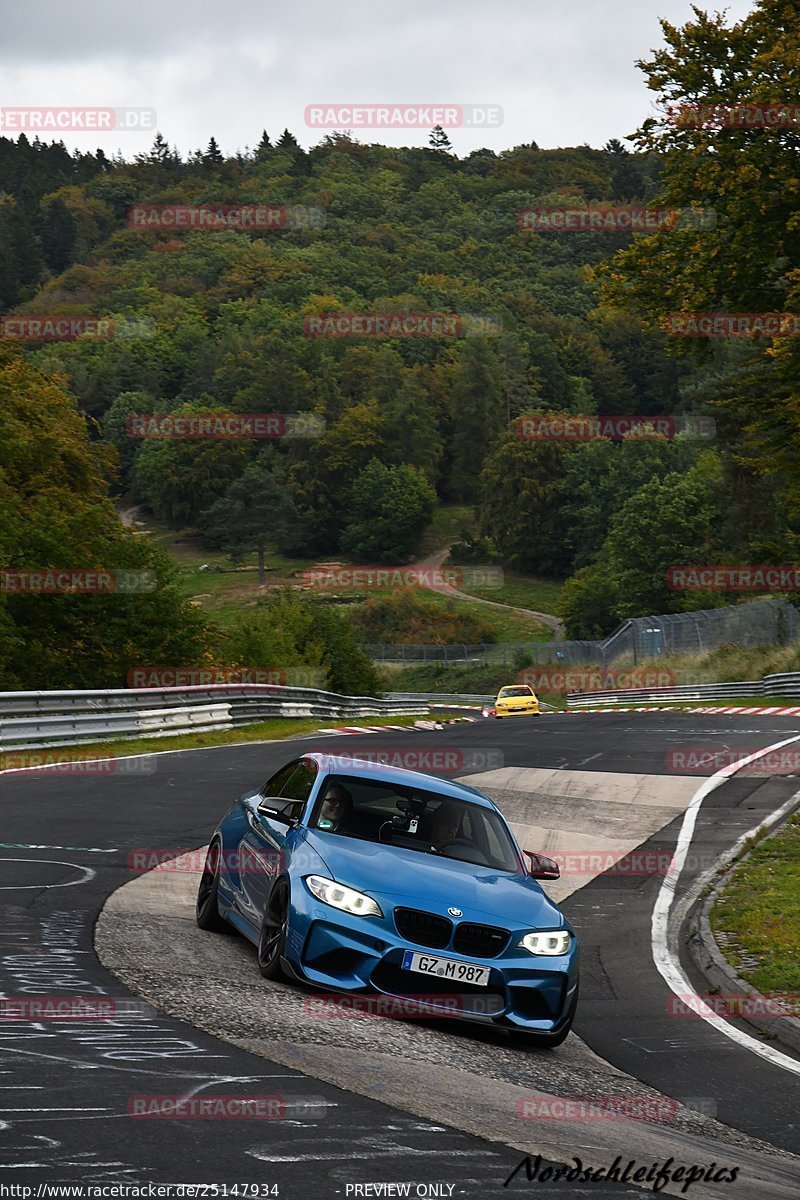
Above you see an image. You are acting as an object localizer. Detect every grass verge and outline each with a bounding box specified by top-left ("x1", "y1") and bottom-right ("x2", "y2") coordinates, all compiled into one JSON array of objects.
[
  {"x1": 456, "y1": 569, "x2": 563, "y2": 617},
  {"x1": 397, "y1": 588, "x2": 552, "y2": 642},
  {"x1": 711, "y1": 813, "x2": 800, "y2": 995}
]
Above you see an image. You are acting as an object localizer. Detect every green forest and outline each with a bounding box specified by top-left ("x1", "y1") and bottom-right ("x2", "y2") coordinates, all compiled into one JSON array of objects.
[{"x1": 1, "y1": 0, "x2": 798, "y2": 690}]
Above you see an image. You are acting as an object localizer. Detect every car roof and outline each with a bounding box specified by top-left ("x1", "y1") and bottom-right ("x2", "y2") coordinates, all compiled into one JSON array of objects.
[{"x1": 301, "y1": 751, "x2": 498, "y2": 811}]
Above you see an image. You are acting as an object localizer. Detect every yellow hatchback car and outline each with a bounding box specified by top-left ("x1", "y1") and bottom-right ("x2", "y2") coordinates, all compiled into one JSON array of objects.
[{"x1": 494, "y1": 684, "x2": 540, "y2": 718}]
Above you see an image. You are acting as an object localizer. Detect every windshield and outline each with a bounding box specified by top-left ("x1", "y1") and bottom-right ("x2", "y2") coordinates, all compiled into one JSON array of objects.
[
  {"x1": 310, "y1": 774, "x2": 522, "y2": 873},
  {"x1": 498, "y1": 686, "x2": 533, "y2": 697}
]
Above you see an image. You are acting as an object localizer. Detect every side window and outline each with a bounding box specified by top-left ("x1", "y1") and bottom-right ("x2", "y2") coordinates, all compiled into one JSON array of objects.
[
  {"x1": 260, "y1": 762, "x2": 299, "y2": 798},
  {"x1": 280, "y1": 760, "x2": 318, "y2": 805}
]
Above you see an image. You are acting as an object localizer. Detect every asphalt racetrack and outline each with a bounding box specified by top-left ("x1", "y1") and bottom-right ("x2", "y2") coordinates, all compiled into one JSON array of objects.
[{"x1": 2, "y1": 710, "x2": 800, "y2": 1198}]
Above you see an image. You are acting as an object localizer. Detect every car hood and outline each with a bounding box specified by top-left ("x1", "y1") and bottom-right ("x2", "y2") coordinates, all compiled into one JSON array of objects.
[{"x1": 304, "y1": 831, "x2": 564, "y2": 928}]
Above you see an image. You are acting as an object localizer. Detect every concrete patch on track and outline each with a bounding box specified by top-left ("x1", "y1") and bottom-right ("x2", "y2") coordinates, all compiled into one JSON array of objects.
[
  {"x1": 95, "y1": 766, "x2": 800, "y2": 1198},
  {"x1": 466, "y1": 768, "x2": 698, "y2": 903}
]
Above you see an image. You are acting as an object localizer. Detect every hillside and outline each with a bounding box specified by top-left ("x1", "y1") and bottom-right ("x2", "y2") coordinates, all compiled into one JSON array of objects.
[{"x1": 1, "y1": 117, "x2": 798, "y2": 688}]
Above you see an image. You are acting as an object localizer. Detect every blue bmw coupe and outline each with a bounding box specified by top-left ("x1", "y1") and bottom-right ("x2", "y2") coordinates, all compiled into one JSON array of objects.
[{"x1": 196, "y1": 752, "x2": 579, "y2": 1045}]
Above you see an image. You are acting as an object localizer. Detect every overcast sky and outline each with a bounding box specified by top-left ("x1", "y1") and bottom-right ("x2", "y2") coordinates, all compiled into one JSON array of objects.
[{"x1": 0, "y1": 1, "x2": 755, "y2": 158}]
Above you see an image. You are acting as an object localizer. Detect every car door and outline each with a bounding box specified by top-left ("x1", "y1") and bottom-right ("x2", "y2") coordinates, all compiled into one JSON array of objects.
[
  {"x1": 235, "y1": 761, "x2": 298, "y2": 924},
  {"x1": 239, "y1": 759, "x2": 318, "y2": 927}
]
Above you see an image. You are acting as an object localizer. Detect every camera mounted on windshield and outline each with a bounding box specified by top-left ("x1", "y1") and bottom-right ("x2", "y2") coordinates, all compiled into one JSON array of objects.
[{"x1": 392, "y1": 794, "x2": 428, "y2": 832}]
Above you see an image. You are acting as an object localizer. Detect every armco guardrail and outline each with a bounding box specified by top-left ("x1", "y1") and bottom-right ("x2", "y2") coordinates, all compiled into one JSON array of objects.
[
  {"x1": 0, "y1": 685, "x2": 430, "y2": 753},
  {"x1": 565, "y1": 674, "x2": 800, "y2": 708}
]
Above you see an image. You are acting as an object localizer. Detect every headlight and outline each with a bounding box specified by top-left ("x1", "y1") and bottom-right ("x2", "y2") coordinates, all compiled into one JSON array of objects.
[
  {"x1": 305, "y1": 875, "x2": 383, "y2": 918},
  {"x1": 518, "y1": 930, "x2": 572, "y2": 956}
]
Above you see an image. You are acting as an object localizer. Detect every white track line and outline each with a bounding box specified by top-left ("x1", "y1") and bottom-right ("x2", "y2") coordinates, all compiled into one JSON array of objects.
[{"x1": 652, "y1": 732, "x2": 800, "y2": 1075}]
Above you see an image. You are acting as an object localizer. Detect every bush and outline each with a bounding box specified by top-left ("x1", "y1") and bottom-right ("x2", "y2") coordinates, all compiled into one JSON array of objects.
[
  {"x1": 220, "y1": 590, "x2": 383, "y2": 697},
  {"x1": 448, "y1": 530, "x2": 496, "y2": 565},
  {"x1": 352, "y1": 590, "x2": 496, "y2": 645}
]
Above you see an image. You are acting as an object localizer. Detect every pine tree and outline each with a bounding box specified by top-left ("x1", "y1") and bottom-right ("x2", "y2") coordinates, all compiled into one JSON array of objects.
[
  {"x1": 429, "y1": 125, "x2": 453, "y2": 152},
  {"x1": 255, "y1": 130, "x2": 273, "y2": 161},
  {"x1": 204, "y1": 137, "x2": 224, "y2": 165},
  {"x1": 149, "y1": 132, "x2": 171, "y2": 164}
]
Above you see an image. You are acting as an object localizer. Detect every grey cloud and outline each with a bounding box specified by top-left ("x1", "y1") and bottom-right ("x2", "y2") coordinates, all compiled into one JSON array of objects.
[{"x1": 0, "y1": 0, "x2": 756, "y2": 154}]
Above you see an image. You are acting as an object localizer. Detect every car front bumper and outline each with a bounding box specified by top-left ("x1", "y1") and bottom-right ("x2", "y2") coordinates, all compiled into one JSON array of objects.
[{"x1": 285, "y1": 893, "x2": 578, "y2": 1033}]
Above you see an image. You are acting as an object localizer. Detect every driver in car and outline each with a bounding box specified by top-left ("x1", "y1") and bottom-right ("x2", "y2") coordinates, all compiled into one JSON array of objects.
[
  {"x1": 427, "y1": 801, "x2": 462, "y2": 852},
  {"x1": 318, "y1": 782, "x2": 354, "y2": 834}
]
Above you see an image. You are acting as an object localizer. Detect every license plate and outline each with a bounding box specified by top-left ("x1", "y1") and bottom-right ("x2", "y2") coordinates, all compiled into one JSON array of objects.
[{"x1": 401, "y1": 950, "x2": 490, "y2": 986}]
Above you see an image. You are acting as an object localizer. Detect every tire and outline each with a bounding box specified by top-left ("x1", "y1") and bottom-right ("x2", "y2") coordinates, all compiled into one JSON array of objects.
[
  {"x1": 196, "y1": 840, "x2": 229, "y2": 932},
  {"x1": 508, "y1": 984, "x2": 579, "y2": 1050},
  {"x1": 257, "y1": 881, "x2": 290, "y2": 981}
]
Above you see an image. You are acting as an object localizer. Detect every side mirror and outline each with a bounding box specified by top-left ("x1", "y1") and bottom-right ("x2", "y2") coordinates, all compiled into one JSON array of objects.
[
  {"x1": 524, "y1": 851, "x2": 560, "y2": 880},
  {"x1": 257, "y1": 797, "x2": 300, "y2": 826}
]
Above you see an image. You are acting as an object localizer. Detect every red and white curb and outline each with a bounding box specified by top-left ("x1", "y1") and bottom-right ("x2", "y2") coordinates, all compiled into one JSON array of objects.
[
  {"x1": 563, "y1": 704, "x2": 800, "y2": 717},
  {"x1": 315, "y1": 724, "x2": 426, "y2": 734},
  {"x1": 682, "y1": 704, "x2": 800, "y2": 716},
  {"x1": 475, "y1": 704, "x2": 800, "y2": 718},
  {"x1": 313, "y1": 719, "x2": 479, "y2": 735},
  {"x1": 317, "y1": 704, "x2": 800, "y2": 732}
]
